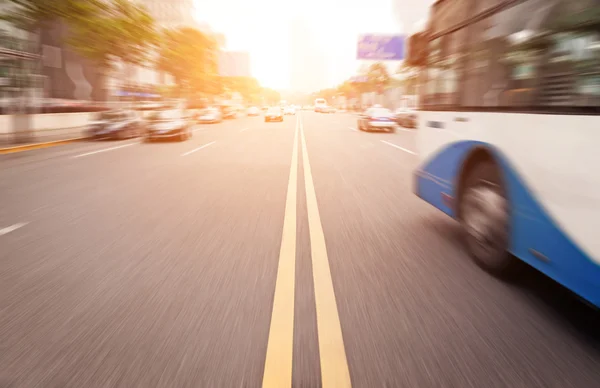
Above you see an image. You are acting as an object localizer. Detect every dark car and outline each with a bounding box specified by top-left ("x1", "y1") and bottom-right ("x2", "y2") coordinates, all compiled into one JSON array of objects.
[
  {"x1": 87, "y1": 110, "x2": 144, "y2": 140},
  {"x1": 393, "y1": 107, "x2": 418, "y2": 128},
  {"x1": 220, "y1": 105, "x2": 237, "y2": 119},
  {"x1": 265, "y1": 107, "x2": 283, "y2": 122},
  {"x1": 145, "y1": 108, "x2": 193, "y2": 142}
]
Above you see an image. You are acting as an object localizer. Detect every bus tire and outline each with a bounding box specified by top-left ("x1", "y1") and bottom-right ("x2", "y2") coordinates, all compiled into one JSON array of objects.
[{"x1": 458, "y1": 161, "x2": 521, "y2": 277}]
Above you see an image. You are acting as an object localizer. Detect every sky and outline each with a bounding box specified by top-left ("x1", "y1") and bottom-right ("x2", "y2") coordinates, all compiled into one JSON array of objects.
[{"x1": 195, "y1": 0, "x2": 432, "y2": 91}]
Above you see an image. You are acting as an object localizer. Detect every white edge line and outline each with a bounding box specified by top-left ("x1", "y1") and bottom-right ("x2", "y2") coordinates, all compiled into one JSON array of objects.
[
  {"x1": 0, "y1": 222, "x2": 28, "y2": 236},
  {"x1": 381, "y1": 140, "x2": 416, "y2": 155},
  {"x1": 181, "y1": 141, "x2": 216, "y2": 156},
  {"x1": 348, "y1": 127, "x2": 358, "y2": 132},
  {"x1": 72, "y1": 142, "x2": 137, "y2": 159}
]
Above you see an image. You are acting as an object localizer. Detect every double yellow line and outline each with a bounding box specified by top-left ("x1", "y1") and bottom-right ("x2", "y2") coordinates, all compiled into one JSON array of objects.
[{"x1": 262, "y1": 115, "x2": 351, "y2": 387}]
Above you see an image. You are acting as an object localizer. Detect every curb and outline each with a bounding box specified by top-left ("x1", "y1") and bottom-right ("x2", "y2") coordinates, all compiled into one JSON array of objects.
[{"x1": 0, "y1": 137, "x2": 89, "y2": 155}]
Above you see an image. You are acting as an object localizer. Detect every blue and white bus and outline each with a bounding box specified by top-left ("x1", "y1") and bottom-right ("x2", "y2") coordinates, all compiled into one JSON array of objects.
[{"x1": 410, "y1": 0, "x2": 600, "y2": 306}]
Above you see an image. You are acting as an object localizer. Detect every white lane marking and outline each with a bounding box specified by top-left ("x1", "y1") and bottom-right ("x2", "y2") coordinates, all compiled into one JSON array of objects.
[
  {"x1": 181, "y1": 141, "x2": 216, "y2": 156},
  {"x1": 348, "y1": 127, "x2": 358, "y2": 132},
  {"x1": 381, "y1": 140, "x2": 416, "y2": 155},
  {"x1": 0, "y1": 222, "x2": 28, "y2": 237},
  {"x1": 72, "y1": 142, "x2": 137, "y2": 158},
  {"x1": 396, "y1": 126, "x2": 416, "y2": 133},
  {"x1": 240, "y1": 128, "x2": 249, "y2": 132}
]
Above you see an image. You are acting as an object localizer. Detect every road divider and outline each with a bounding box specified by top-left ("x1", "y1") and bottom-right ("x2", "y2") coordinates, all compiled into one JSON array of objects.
[
  {"x1": 381, "y1": 140, "x2": 416, "y2": 155},
  {"x1": 300, "y1": 117, "x2": 352, "y2": 388},
  {"x1": 181, "y1": 141, "x2": 216, "y2": 157},
  {"x1": 262, "y1": 116, "x2": 299, "y2": 388},
  {"x1": 0, "y1": 137, "x2": 87, "y2": 155}
]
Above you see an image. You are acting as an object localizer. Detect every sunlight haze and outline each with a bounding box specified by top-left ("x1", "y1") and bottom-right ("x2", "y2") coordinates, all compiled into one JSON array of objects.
[{"x1": 194, "y1": 0, "x2": 404, "y2": 91}]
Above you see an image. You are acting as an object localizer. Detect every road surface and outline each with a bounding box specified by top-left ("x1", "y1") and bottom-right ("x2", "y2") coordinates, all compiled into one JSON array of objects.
[{"x1": 1, "y1": 112, "x2": 600, "y2": 387}]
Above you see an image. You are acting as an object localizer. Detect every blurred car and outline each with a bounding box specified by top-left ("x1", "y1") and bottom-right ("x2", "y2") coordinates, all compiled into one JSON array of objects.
[
  {"x1": 220, "y1": 105, "x2": 237, "y2": 119},
  {"x1": 394, "y1": 107, "x2": 418, "y2": 128},
  {"x1": 323, "y1": 106, "x2": 336, "y2": 114},
  {"x1": 87, "y1": 110, "x2": 144, "y2": 140},
  {"x1": 283, "y1": 106, "x2": 296, "y2": 115},
  {"x1": 265, "y1": 107, "x2": 284, "y2": 122},
  {"x1": 247, "y1": 106, "x2": 260, "y2": 116},
  {"x1": 145, "y1": 108, "x2": 193, "y2": 141},
  {"x1": 358, "y1": 107, "x2": 397, "y2": 132},
  {"x1": 197, "y1": 108, "x2": 222, "y2": 123}
]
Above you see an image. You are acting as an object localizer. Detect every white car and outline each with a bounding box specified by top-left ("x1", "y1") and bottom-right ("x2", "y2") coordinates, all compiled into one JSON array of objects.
[
  {"x1": 358, "y1": 107, "x2": 397, "y2": 132},
  {"x1": 197, "y1": 108, "x2": 222, "y2": 123},
  {"x1": 247, "y1": 106, "x2": 260, "y2": 116},
  {"x1": 283, "y1": 106, "x2": 296, "y2": 115}
]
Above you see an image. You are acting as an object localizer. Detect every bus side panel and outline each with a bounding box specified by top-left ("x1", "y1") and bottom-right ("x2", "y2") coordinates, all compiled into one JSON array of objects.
[
  {"x1": 416, "y1": 140, "x2": 600, "y2": 306},
  {"x1": 414, "y1": 141, "x2": 476, "y2": 218},
  {"x1": 496, "y1": 150, "x2": 600, "y2": 307}
]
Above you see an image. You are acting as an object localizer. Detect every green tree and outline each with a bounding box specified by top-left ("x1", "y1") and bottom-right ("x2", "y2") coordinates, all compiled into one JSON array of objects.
[
  {"x1": 337, "y1": 81, "x2": 357, "y2": 99},
  {"x1": 223, "y1": 76, "x2": 261, "y2": 102},
  {"x1": 67, "y1": 0, "x2": 157, "y2": 70},
  {"x1": 395, "y1": 61, "x2": 419, "y2": 95},
  {"x1": 314, "y1": 88, "x2": 338, "y2": 102},
  {"x1": 367, "y1": 62, "x2": 390, "y2": 94},
  {"x1": 157, "y1": 27, "x2": 218, "y2": 97}
]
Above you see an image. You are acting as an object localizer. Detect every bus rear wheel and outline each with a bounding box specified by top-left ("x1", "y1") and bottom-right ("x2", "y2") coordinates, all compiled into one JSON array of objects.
[{"x1": 458, "y1": 161, "x2": 520, "y2": 277}]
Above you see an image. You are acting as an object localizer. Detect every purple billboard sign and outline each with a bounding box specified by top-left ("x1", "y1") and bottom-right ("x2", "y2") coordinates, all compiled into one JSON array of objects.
[{"x1": 357, "y1": 35, "x2": 405, "y2": 60}]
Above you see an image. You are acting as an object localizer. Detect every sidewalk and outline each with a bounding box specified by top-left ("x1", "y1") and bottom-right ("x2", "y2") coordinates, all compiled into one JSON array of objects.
[{"x1": 0, "y1": 126, "x2": 88, "y2": 153}]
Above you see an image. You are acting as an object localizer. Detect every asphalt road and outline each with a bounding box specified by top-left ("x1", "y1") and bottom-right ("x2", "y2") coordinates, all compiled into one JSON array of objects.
[{"x1": 1, "y1": 112, "x2": 600, "y2": 387}]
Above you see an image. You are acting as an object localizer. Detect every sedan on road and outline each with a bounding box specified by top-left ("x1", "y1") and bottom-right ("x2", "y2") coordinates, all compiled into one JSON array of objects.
[
  {"x1": 265, "y1": 107, "x2": 283, "y2": 122},
  {"x1": 394, "y1": 107, "x2": 418, "y2": 128},
  {"x1": 197, "y1": 108, "x2": 223, "y2": 124},
  {"x1": 87, "y1": 110, "x2": 143, "y2": 140},
  {"x1": 221, "y1": 105, "x2": 237, "y2": 120},
  {"x1": 145, "y1": 109, "x2": 193, "y2": 142},
  {"x1": 358, "y1": 107, "x2": 397, "y2": 132},
  {"x1": 247, "y1": 106, "x2": 260, "y2": 116},
  {"x1": 283, "y1": 106, "x2": 296, "y2": 115}
]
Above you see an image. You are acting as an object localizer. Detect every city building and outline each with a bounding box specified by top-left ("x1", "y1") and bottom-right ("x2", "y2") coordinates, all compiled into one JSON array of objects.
[
  {"x1": 0, "y1": 2, "x2": 43, "y2": 111},
  {"x1": 40, "y1": 21, "x2": 106, "y2": 102}
]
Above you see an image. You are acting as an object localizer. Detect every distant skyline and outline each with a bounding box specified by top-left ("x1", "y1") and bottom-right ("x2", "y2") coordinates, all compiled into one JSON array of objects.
[{"x1": 194, "y1": 0, "x2": 433, "y2": 91}]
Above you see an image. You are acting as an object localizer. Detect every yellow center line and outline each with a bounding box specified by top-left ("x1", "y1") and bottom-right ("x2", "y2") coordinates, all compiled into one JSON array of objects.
[
  {"x1": 300, "y1": 115, "x2": 352, "y2": 387},
  {"x1": 262, "y1": 115, "x2": 299, "y2": 388}
]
